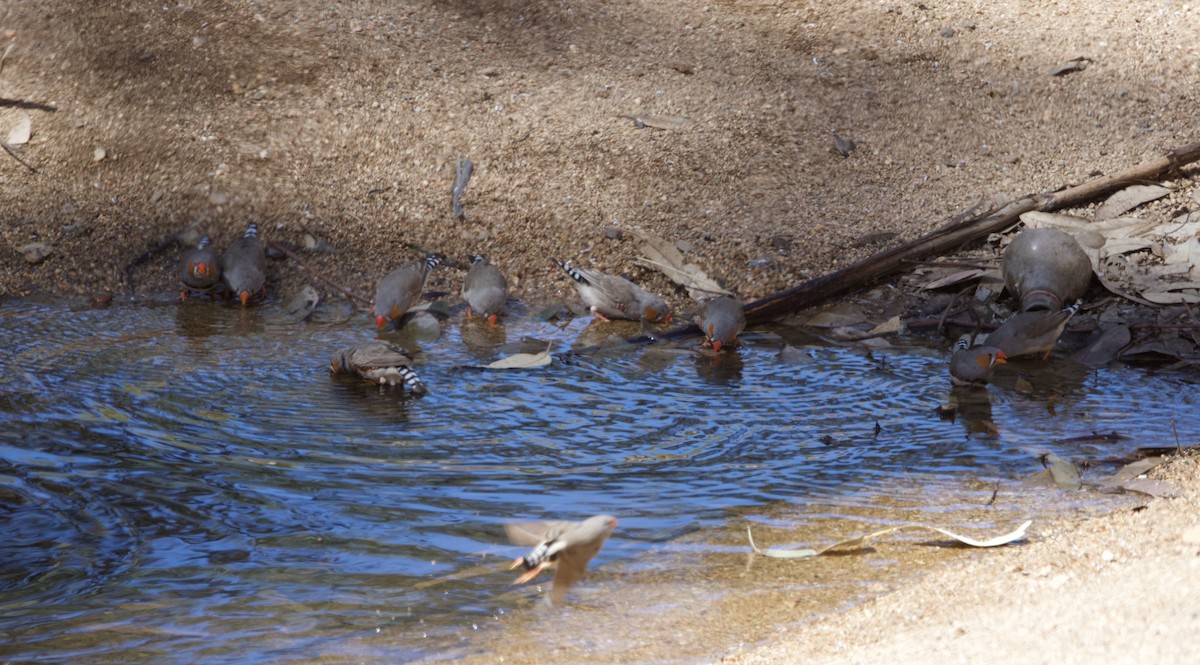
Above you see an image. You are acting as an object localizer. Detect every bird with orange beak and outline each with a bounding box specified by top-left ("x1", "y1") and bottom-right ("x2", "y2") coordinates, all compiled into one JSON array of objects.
[
  {"x1": 505, "y1": 514, "x2": 617, "y2": 605},
  {"x1": 461, "y1": 254, "x2": 508, "y2": 325},
  {"x1": 179, "y1": 235, "x2": 221, "y2": 301},
  {"x1": 221, "y1": 223, "x2": 266, "y2": 306},
  {"x1": 698, "y1": 296, "x2": 746, "y2": 352},
  {"x1": 949, "y1": 336, "x2": 1007, "y2": 387},
  {"x1": 553, "y1": 259, "x2": 671, "y2": 324},
  {"x1": 371, "y1": 255, "x2": 441, "y2": 330}
]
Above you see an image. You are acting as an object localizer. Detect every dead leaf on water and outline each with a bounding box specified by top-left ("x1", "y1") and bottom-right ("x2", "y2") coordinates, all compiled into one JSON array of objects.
[
  {"x1": 1040, "y1": 452, "x2": 1082, "y2": 490},
  {"x1": 1073, "y1": 324, "x2": 1131, "y2": 368},
  {"x1": 1094, "y1": 184, "x2": 1171, "y2": 221},
  {"x1": 747, "y1": 520, "x2": 1031, "y2": 559},
  {"x1": 777, "y1": 344, "x2": 815, "y2": 364},
  {"x1": 284, "y1": 285, "x2": 320, "y2": 321},
  {"x1": 479, "y1": 347, "x2": 553, "y2": 370}
]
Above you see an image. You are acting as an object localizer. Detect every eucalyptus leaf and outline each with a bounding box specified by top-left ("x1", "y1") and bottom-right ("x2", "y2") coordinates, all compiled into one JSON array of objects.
[
  {"x1": 480, "y1": 348, "x2": 553, "y2": 370},
  {"x1": 748, "y1": 520, "x2": 1032, "y2": 559}
]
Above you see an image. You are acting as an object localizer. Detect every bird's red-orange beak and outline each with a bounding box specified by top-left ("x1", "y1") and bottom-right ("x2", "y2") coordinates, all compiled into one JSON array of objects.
[
  {"x1": 196, "y1": 261, "x2": 209, "y2": 277},
  {"x1": 487, "y1": 313, "x2": 499, "y2": 325},
  {"x1": 239, "y1": 291, "x2": 250, "y2": 306},
  {"x1": 712, "y1": 340, "x2": 724, "y2": 352},
  {"x1": 375, "y1": 314, "x2": 387, "y2": 329},
  {"x1": 994, "y1": 351, "x2": 1008, "y2": 365}
]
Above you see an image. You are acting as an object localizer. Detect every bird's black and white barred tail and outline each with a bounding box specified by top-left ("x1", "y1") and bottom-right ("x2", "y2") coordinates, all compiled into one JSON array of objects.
[
  {"x1": 519, "y1": 539, "x2": 561, "y2": 570},
  {"x1": 424, "y1": 255, "x2": 443, "y2": 271},
  {"x1": 242, "y1": 223, "x2": 259, "y2": 239},
  {"x1": 553, "y1": 259, "x2": 590, "y2": 285},
  {"x1": 198, "y1": 235, "x2": 212, "y2": 249},
  {"x1": 470, "y1": 254, "x2": 487, "y2": 265},
  {"x1": 397, "y1": 366, "x2": 428, "y2": 395},
  {"x1": 953, "y1": 337, "x2": 969, "y2": 352},
  {"x1": 1065, "y1": 299, "x2": 1083, "y2": 315}
]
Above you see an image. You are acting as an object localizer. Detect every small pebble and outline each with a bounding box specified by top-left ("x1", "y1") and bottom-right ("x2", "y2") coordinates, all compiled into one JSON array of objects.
[{"x1": 20, "y1": 242, "x2": 53, "y2": 264}]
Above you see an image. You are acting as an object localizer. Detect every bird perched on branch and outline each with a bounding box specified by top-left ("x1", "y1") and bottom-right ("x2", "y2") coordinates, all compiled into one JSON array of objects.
[
  {"x1": 329, "y1": 340, "x2": 428, "y2": 395},
  {"x1": 372, "y1": 255, "x2": 441, "y2": 330},
  {"x1": 984, "y1": 300, "x2": 1083, "y2": 360},
  {"x1": 699, "y1": 296, "x2": 746, "y2": 351},
  {"x1": 179, "y1": 235, "x2": 221, "y2": 300},
  {"x1": 505, "y1": 514, "x2": 617, "y2": 605},
  {"x1": 462, "y1": 254, "x2": 508, "y2": 324},
  {"x1": 221, "y1": 223, "x2": 266, "y2": 306},
  {"x1": 553, "y1": 259, "x2": 671, "y2": 324},
  {"x1": 949, "y1": 337, "x2": 1007, "y2": 387}
]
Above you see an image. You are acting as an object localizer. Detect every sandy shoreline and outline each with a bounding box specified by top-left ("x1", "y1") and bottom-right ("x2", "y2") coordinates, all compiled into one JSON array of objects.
[{"x1": 725, "y1": 453, "x2": 1200, "y2": 665}]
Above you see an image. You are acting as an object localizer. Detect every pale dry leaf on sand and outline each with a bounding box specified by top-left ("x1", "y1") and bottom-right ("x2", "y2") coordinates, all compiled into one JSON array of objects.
[
  {"x1": 634, "y1": 231, "x2": 732, "y2": 301},
  {"x1": 7, "y1": 113, "x2": 31, "y2": 145},
  {"x1": 619, "y1": 114, "x2": 691, "y2": 130},
  {"x1": 747, "y1": 520, "x2": 1032, "y2": 559},
  {"x1": 1094, "y1": 184, "x2": 1171, "y2": 221}
]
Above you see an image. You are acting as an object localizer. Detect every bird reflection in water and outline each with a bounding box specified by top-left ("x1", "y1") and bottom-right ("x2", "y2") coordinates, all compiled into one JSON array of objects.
[{"x1": 693, "y1": 347, "x2": 744, "y2": 386}]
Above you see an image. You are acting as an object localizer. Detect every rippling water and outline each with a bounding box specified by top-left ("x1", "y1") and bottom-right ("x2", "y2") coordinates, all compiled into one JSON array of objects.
[{"x1": 1, "y1": 297, "x2": 1195, "y2": 662}]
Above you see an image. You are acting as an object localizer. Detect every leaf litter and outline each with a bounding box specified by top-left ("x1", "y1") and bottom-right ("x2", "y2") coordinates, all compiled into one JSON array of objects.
[{"x1": 1019, "y1": 185, "x2": 1200, "y2": 306}]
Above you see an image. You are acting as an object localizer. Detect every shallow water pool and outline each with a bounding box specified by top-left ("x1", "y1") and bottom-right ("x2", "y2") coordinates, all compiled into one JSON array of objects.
[{"x1": 0, "y1": 297, "x2": 1193, "y2": 662}]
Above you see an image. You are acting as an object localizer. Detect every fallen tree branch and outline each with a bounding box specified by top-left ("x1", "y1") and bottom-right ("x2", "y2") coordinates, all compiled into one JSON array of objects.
[
  {"x1": 267, "y1": 240, "x2": 371, "y2": 307},
  {"x1": 743, "y1": 140, "x2": 1200, "y2": 324},
  {"x1": 1, "y1": 139, "x2": 36, "y2": 173}
]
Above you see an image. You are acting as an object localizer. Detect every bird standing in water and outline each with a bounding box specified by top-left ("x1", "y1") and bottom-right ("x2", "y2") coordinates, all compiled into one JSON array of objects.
[
  {"x1": 553, "y1": 259, "x2": 671, "y2": 324},
  {"x1": 949, "y1": 337, "x2": 1007, "y2": 387},
  {"x1": 699, "y1": 296, "x2": 746, "y2": 351},
  {"x1": 179, "y1": 235, "x2": 221, "y2": 301},
  {"x1": 372, "y1": 255, "x2": 441, "y2": 330},
  {"x1": 221, "y1": 223, "x2": 266, "y2": 306},
  {"x1": 329, "y1": 340, "x2": 428, "y2": 394},
  {"x1": 505, "y1": 514, "x2": 617, "y2": 605},
  {"x1": 462, "y1": 254, "x2": 508, "y2": 324}
]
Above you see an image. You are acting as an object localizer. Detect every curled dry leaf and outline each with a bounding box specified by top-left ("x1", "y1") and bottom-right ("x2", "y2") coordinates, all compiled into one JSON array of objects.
[
  {"x1": 747, "y1": 520, "x2": 1032, "y2": 559},
  {"x1": 634, "y1": 231, "x2": 732, "y2": 301}
]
